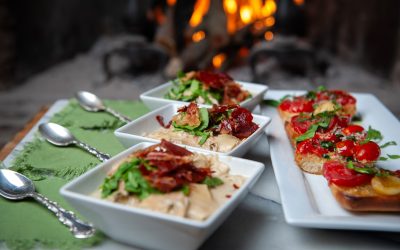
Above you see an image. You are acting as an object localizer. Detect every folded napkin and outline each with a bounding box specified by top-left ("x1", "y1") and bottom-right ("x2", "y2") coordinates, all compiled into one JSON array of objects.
[{"x1": 0, "y1": 99, "x2": 149, "y2": 250}]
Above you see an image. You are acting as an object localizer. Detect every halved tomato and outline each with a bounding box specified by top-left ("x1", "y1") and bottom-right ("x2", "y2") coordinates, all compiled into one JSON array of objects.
[
  {"x1": 279, "y1": 97, "x2": 314, "y2": 113},
  {"x1": 323, "y1": 161, "x2": 372, "y2": 187},
  {"x1": 353, "y1": 141, "x2": 381, "y2": 162},
  {"x1": 342, "y1": 125, "x2": 364, "y2": 135},
  {"x1": 335, "y1": 140, "x2": 355, "y2": 157}
]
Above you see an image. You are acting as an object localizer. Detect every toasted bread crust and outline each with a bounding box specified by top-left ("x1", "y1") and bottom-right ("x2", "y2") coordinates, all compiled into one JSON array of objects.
[
  {"x1": 329, "y1": 184, "x2": 400, "y2": 212},
  {"x1": 294, "y1": 153, "x2": 325, "y2": 174}
]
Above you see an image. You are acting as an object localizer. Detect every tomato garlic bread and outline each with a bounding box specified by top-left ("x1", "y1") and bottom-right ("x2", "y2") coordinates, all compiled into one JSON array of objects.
[
  {"x1": 273, "y1": 87, "x2": 400, "y2": 212},
  {"x1": 278, "y1": 87, "x2": 356, "y2": 122}
]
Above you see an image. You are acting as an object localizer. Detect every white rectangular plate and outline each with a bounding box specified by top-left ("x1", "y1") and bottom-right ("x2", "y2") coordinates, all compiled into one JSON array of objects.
[{"x1": 261, "y1": 90, "x2": 400, "y2": 232}]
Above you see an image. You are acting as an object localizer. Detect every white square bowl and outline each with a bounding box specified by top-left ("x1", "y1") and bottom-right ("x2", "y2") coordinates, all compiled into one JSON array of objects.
[
  {"x1": 140, "y1": 80, "x2": 268, "y2": 111},
  {"x1": 60, "y1": 142, "x2": 265, "y2": 250},
  {"x1": 114, "y1": 103, "x2": 272, "y2": 157}
]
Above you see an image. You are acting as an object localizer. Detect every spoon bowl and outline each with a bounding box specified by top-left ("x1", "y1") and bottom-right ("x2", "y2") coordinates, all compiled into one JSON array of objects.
[
  {"x1": 75, "y1": 90, "x2": 132, "y2": 123},
  {"x1": 0, "y1": 169, "x2": 95, "y2": 238},
  {"x1": 0, "y1": 169, "x2": 35, "y2": 200},
  {"x1": 39, "y1": 122, "x2": 110, "y2": 162},
  {"x1": 75, "y1": 91, "x2": 105, "y2": 112},
  {"x1": 39, "y1": 122, "x2": 76, "y2": 146}
]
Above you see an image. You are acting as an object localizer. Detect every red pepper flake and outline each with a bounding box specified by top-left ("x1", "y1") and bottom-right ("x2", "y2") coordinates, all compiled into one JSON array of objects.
[
  {"x1": 233, "y1": 184, "x2": 239, "y2": 189},
  {"x1": 225, "y1": 194, "x2": 231, "y2": 198}
]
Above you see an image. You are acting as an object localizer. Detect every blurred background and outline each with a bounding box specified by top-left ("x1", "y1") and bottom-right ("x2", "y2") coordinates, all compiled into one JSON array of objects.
[{"x1": 1, "y1": 0, "x2": 400, "y2": 148}]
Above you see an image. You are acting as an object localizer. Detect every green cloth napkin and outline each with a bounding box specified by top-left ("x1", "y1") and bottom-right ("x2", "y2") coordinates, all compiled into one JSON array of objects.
[{"x1": 0, "y1": 99, "x2": 149, "y2": 250}]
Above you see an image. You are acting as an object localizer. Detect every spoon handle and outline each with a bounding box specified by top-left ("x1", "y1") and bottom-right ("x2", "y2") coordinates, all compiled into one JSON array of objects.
[
  {"x1": 75, "y1": 141, "x2": 111, "y2": 162},
  {"x1": 31, "y1": 192, "x2": 96, "y2": 238},
  {"x1": 105, "y1": 107, "x2": 132, "y2": 123}
]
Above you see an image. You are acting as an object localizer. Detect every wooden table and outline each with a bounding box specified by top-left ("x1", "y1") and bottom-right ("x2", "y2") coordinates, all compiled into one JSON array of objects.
[{"x1": 0, "y1": 107, "x2": 48, "y2": 160}]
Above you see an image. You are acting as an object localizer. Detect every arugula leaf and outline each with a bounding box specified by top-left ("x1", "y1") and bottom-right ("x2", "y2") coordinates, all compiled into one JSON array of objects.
[
  {"x1": 379, "y1": 156, "x2": 388, "y2": 161},
  {"x1": 361, "y1": 126, "x2": 383, "y2": 144},
  {"x1": 295, "y1": 124, "x2": 319, "y2": 142},
  {"x1": 202, "y1": 176, "x2": 224, "y2": 188},
  {"x1": 351, "y1": 113, "x2": 362, "y2": 122},
  {"x1": 320, "y1": 141, "x2": 334, "y2": 149},
  {"x1": 346, "y1": 161, "x2": 376, "y2": 175},
  {"x1": 101, "y1": 158, "x2": 158, "y2": 199},
  {"x1": 306, "y1": 91, "x2": 317, "y2": 99},
  {"x1": 182, "y1": 185, "x2": 190, "y2": 196},
  {"x1": 387, "y1": 154, "x2": 400, "y2": 159},
  {"x1": 380, "y1": 141, "x2": 397, "y2": 148},
  {"x1": 263, "y1": 99, "x2": 280, "y2": 107}
]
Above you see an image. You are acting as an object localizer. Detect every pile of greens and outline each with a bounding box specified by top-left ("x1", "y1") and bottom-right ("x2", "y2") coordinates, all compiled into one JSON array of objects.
[{"x1": 165, "y1": 72, "x2": 222, "y2": 104}]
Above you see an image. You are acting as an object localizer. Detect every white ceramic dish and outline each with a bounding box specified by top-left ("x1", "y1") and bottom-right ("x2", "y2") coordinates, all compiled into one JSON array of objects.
[
  {"x1": 60, "y1": 142, "x2": 265, "y2": 250},
  {"x1": 262, "y1": 90, "x2": 400, "y2": 232},
  {"x1": 114, "y1": 103, "x2": 272, "y2": 157},
  {"x1": 140, "y1": 80, "x2": 268, "y2": 111}
]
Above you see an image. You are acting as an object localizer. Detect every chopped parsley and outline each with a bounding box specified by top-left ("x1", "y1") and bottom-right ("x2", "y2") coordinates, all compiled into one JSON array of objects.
[
  {"x1": 202, "y1": 176, "x2": 224, "y2": 188},
  {"x1": 360, "y1": 126, "x2": 383, "y2": 144}
]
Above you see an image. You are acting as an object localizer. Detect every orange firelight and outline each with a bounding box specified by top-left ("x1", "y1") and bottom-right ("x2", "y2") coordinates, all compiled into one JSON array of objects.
[
  {"x1": 192, "y1": 30, "x2": 206, "y2": 42},
  {"x1": 212, "y1": 53, "x2": 226, "y2": 68},
  {"x1": 264, "y1": 31, "x2": 274, "y2": 41},
  {"x1": 189, "y1": 0, "x2": 210, "y2": 27}
]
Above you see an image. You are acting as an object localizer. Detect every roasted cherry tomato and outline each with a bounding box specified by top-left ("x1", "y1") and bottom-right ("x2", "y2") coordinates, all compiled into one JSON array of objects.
[
  {"x1": 279, "y1": 97, "x2": 314, "y2": 113},
  {"x1": 296, "y1": 139, "x2": 328, "y2": 157},
  {"x1": 323, "y1": 161, "x2": 372, "y2": 187},
  {"x1": 335, "y1": 140, "x2": 355, "y2": 157},
  {"x1": 354, "y1": 141, "x2": 381, "y2": 162},
  {"x1": 342, "y1": 124, "x2": 364, "y2": 136}
]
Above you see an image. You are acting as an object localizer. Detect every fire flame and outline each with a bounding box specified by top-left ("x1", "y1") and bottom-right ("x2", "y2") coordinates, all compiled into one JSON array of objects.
[
  {"x1": 189, "y1": 0, "x2": 210, "y2": 27},
  {"x1": 212, "y1": 53, "x2": 226, "y2": 69},
  {"x1": 192, "y1": 30, "x2": 206, "y2": 42},
  {"x1": 222, "y1": 0, "x2": 277, "y2": 34}
]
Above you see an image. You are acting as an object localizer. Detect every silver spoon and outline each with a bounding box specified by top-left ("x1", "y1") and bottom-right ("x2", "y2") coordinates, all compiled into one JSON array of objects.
[
  {"x1": 75, "y1": 91, "x2": 132, "y2": 123},
  {"x1": 0, "y1": 168, "x2": 95, "y2": 238},
  {"x1": 39, "y1": 122, "x2": 110, "y2": 162}
]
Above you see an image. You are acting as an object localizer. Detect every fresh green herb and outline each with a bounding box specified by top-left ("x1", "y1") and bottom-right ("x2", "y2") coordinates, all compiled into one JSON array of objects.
[
  {"x1": 177, "y1": 70, "x2": 185, "y2": 78},
  {"x1": 387, "y1": 154, "x2": 400, "y2": 159},
  {"x1": 317, "y1": 86, "x2": 327, "y2": 91},
  {"x1": 101, "y1": 158, "x2": 158, "y2": 199},
  {"x1": 182, "y1": 185, "x2": 190, "y2": 196},
  {"x1": 379, "y1": 156, "x2": 388, "y2": 161},
  {"x1": 346, "y1": 161, "x2": 377, "y2": 175},
  {"x1": 322, "y1": 154, "x2": 330, "y2": 159},
  {"x1": 380, "y1": 141, "x2": 397, "y2": 148},
  {"x1": 320, "y1": 141, "x2": 334, "y2": 149},
  {"x1": 361, "y1": 126, "x2": 383, "y2": 144},
  {"x1": 351, "y1": 113, "x2": 362, "y2": 122},
  {"x1": 295, "y1": 124, "x2": 319, "y2": 142},
  {"x1": 306, "y1": 91, "x2": 317, "y2": 100},
  {"x1": 202, "y1": 176, "x2": 224, "y2": 188},
  {"x1": 263, "y1": 99, "x2": 280, "y2": 107}
]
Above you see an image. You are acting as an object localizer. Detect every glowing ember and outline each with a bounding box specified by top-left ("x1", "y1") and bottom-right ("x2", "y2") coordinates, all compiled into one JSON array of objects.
[
  {"x1": 265, "y1": 16, "x2": 275, "y2": 27},
  {"x1": 212, "y1": 53, "x2": 226, "y2": 69},
  {"x1": 189, "y1": 0, "x2": 210, "y2": 27},
  {"x1": 293, "y1": 0, "x2": 305, "y2": 6},
  {"x1": 192, "y1": 30, "x2": 206, "y2": 42},
  {"x1": 167, "y1": 0, "x2": 176, "y2": 6},
  {"x1": 264, "y1": 31, "x2": 274, "y2": 41}
]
